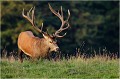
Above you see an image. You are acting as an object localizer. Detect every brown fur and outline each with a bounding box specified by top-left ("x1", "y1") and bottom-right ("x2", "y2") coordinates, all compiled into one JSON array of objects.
[{"x1": 18, "y1": 31, "x2": 58, "y2": 62}]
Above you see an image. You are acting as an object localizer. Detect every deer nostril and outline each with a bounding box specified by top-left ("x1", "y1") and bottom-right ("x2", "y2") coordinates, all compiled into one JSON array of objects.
[{"x1": 56, "y1": 48, "x2": 60, "y2": 51}]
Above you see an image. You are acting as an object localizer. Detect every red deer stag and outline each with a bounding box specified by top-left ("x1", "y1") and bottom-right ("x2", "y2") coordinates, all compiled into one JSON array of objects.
[{"x1": 18, "y1": 4, "x2": 70, "y2": 63}]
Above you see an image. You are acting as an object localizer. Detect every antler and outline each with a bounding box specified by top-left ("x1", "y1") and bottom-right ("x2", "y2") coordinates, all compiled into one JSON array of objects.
[
  {"x1": 22, "y1": 7, "x2": 44, "y2": 33},
  {"x1": 48, "y1": 3, "x2": 70, "y2": 38}
]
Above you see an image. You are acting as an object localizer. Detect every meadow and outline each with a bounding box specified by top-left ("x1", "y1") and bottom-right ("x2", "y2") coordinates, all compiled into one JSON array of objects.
[
  {"x1": 1, "y1": 1, "x2": 119, "y2": 79},
  {"x1": 1, "y1": 55, "x2": 119, "y2": 78}
]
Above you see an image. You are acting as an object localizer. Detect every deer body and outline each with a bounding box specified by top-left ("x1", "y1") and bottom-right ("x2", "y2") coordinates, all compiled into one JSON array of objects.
[
  {"x1": 18, "y1": 4, "x2": 70, "y2": 63},
  {"x1": 18, "y1": 31, "x2": 51, "y2": 58}
]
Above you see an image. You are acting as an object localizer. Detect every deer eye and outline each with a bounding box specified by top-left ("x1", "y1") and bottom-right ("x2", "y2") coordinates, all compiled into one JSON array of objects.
[{"x1": 50, "y1": 41, "x2": 53, "y2": 43}]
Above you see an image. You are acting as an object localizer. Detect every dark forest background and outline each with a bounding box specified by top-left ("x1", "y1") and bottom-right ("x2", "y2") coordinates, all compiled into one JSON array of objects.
[{"x1": 1, "y1": 1, "x2": 119, "y2": 57}]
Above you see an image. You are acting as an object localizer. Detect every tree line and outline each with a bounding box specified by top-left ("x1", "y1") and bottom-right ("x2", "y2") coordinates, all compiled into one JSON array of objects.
[{"x1": 1, "y1": 1, "x2": 119, "y2": 57}]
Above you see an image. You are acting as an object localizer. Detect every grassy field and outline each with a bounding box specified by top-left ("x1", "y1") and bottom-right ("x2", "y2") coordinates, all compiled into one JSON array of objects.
[{"x1": 1, "y1": 56, "x2": 119, "y2": 78}]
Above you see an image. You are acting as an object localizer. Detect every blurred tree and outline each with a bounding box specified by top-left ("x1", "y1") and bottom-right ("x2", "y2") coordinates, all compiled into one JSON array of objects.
[
  {"x1": 1, "y1": 1, "x2": 119, "y2": 56},
  {"x1": 1, "y1": 1, "x2": 34, "y2": 51}
]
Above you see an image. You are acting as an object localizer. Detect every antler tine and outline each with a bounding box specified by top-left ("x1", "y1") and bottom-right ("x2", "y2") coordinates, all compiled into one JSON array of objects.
[
  {"x1": 67, "y1": 9, "x2": 70, "y2": 21},
  {"x1": 41, "y1": 23, "x2": 43, "y2": 31},
  {"x1": 61, "y1": 6, "x2": 63, "y2": 19},
  {"x1": 32, "y1": 7, "x2": 35, "y2": 24},
  {"x1": 48, "y1": 3, "x2": 63, "y2": 21},
  {"x1": 22, "y1": 7, "x2": 44, "y2": 33},
  {"x1": 27, "y1": 7, "x2": 33, "y2": 18},
  {"x1": 48, "y1": 3, "x2": 70, "y2": 38},
  {"x1": 22, "y1": 9, "x2": 26, "y2": 19}
]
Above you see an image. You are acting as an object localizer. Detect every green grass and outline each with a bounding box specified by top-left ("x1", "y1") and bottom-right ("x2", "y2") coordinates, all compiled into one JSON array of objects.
[{"x1": 1, "y1": 56, "x2": 119, "y2": 78}]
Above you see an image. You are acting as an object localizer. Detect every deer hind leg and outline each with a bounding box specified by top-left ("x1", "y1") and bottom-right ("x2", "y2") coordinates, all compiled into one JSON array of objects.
[{"x1": 18, "y1": 49, "x2": 23, "y2": 63}]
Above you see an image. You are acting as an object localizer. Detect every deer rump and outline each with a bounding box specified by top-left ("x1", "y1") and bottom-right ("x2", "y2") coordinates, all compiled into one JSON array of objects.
[{"x1": 18, "y1": 31, "x2": 50, "y2": 59}]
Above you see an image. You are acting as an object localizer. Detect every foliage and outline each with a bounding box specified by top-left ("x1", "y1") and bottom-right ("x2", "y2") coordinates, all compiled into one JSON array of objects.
[
  {"x1": 1, "y1": 56, "x2": 119, "y2": 78},
  {"x1": 1, "y1": 1, "x2": 119, "y2": 55}
]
